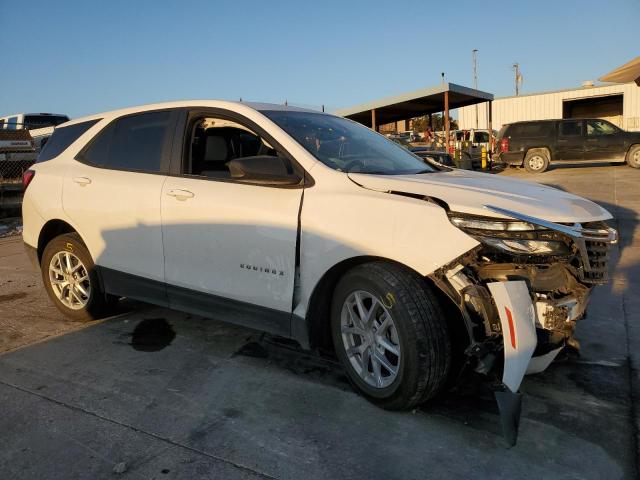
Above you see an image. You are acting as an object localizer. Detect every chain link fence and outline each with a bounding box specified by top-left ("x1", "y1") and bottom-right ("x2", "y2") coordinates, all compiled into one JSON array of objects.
[
  {"x1": 0, "y1": 124, "x2": 38, "y2": 185},
  {"x1": 0, "y1": 156, "x2": 35, "y2": 184},
  {"x1": 0, "y1": 125, "x2": 39, "y2": 216}
]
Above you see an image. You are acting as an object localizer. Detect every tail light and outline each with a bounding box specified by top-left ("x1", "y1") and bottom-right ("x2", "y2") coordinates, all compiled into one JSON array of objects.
[
  {"x1": 500, "y1": 137, "x2": 509, "y2": 153},
  {"x1": 22, "y1": 169, "x2": 35, "y2": 190}
]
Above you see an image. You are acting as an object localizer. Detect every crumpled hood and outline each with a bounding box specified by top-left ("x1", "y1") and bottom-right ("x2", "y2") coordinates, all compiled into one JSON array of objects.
[{"x1": 348, "y1": 169, "x2": 612, "y2": 223}]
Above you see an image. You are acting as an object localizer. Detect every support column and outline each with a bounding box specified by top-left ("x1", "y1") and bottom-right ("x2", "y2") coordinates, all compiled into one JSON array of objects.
[
  {"x1": 371, "y1": 109, "x2": 377, "y2": 131},
  {"x1": 403, "y1": 119, "x2": 410, "y2": 132},
  {"x1": 488, "y1": 100, "x2": 493, "y2": 133},
  {"x1": 444, "y1": 91, "x2": 450, "y2": 152},
  {"x1": 488, "y1": 100, "x2": 493, "y2": 163}
]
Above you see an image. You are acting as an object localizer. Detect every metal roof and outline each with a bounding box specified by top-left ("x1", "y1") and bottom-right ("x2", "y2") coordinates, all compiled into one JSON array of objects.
[
  {"x1": 600, "y1": 57, "x2": 640, "y2": 86},
  {"x1": 333, "y1": 83, "x2": 493, "y2": 126}
]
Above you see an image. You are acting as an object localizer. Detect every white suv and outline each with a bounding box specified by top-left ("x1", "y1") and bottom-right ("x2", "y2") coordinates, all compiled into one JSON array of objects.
[{"x1": 22, "y1": 101, "x2": 617, "y2": 429}]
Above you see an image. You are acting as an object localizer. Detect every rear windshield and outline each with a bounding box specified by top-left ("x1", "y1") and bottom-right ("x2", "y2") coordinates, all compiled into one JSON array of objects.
[
  {"x1": 37, "y1": 119, "x2": 100, "y2": 162},
  {"x1": 508, "y1": 122, "x2": 553, "y2": 138}
]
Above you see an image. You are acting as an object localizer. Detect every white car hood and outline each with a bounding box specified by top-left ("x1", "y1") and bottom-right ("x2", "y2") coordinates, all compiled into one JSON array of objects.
[{"x1": 348, "y1": 169, "x2": 612, "y2": 223}]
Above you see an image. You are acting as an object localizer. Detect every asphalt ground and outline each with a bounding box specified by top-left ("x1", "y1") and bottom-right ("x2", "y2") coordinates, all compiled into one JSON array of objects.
[{"x1": 0, "y1": 162, "x2": 638, "y2": 479}]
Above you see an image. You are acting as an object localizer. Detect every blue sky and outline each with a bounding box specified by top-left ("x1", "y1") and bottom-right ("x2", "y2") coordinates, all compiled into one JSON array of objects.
[{"x1": 1, "y1": 0, "x2": 638, "y2": 118}]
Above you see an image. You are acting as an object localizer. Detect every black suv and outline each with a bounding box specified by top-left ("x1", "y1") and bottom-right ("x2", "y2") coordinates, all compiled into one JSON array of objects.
[{"x1": 495, "y1": 118, "x2": 640, "y2": 173}]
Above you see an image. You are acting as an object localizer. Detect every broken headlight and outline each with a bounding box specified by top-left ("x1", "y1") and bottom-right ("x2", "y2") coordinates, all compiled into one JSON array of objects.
[{"x1": 449, "y1": 214, "x2": 572, "y2": 256}]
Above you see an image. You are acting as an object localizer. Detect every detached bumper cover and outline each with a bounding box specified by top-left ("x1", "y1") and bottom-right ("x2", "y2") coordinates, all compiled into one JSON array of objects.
[{"x1": 487, "y1": 280, "x2": 538, "y2": 393}]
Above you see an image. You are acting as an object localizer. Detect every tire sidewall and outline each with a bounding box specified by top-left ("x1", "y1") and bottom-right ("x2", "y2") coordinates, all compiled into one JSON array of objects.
[
  {"x1": 331, "y1": 269, "x2": 420, "y2": 401},
  {"x1": 41, "y1": 233, "x2": 105, "y2": 322},
  {"x1": 524, "y1": 150, "x2": 549, "y2": 173},
  {"x1": 627, "y1": 145, "x2": 640, "y2": 168}
]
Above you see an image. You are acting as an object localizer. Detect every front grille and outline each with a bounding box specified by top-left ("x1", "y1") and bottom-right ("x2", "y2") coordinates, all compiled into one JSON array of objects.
[
  {"x1": 575, "y1": 222, "x2": 616, "y2": 285},
  {"x1": 581, "y1": 240, "x2": 610, "y2": 284}
]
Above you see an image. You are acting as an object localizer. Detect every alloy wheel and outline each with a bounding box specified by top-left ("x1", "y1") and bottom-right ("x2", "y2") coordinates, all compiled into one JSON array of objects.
[
  {"x1": 340, "y1": 290, "x2": 401, "y2": 388},
  {"x1": 48, "y1": 251, "x2": 91, "y2": 310}
]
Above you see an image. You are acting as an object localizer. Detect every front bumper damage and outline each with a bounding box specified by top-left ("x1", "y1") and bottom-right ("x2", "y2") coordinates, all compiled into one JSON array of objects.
[{"x1": 430, "y1": 206, "x2": 618, "y2": 446}]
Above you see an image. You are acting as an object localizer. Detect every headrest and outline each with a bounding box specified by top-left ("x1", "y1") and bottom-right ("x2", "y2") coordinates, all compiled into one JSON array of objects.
[{"x1": 204, "y1": 135, "x2": 228, "y2": 162}]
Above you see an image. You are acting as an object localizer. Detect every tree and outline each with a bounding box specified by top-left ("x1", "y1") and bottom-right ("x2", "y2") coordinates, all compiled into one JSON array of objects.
[{"x1": 411, "y1": 114, "x2": 458, "y2": 132}]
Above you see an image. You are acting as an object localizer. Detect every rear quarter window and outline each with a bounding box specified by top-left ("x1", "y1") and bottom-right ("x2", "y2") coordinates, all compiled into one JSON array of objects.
[
  {"x1": 509, "y1": 122, "x2": 553, "y2": 138},
  {"x1": 78, "y1": 110, "x2": 174, "y2": 173},
  {"x1": 37, "y1": 119, "x2": 100, "y2": 162}
]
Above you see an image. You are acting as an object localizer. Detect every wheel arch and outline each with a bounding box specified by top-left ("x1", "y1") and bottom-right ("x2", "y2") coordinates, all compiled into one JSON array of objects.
[
  {"x1": 37, "y1": 219, "x2": 78, "y2": 262},
  {"x1": 525, "y1": 146, "x2": 552, "y2": 161},
  {"x1": 304, "y1": 256, "x2": 468, "y2": 356},
  {"x1": 626, "y1": 143, "x2": 640, "y2": 157}
]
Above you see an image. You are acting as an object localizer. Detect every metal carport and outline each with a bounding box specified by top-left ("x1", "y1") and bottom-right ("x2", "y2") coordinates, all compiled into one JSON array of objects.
[{"x1": 333, "y1": 83, "x2": 494, "y2": 150}]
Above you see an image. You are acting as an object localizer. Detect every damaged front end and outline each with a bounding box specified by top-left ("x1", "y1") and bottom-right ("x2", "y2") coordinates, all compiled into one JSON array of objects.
[{"x1": 430, "y1": 205, "x2": 618, "y2": 445}]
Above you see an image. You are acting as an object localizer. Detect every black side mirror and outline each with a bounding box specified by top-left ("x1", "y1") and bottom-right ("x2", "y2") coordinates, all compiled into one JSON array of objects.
[{"x1": 227, "y1": 155, "x2": 302, "y2": 185}]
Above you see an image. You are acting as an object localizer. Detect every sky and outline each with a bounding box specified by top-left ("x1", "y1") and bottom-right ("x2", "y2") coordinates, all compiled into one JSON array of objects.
[{"x1": 1, "y1": 0, "x2": 638, "y2": 118}]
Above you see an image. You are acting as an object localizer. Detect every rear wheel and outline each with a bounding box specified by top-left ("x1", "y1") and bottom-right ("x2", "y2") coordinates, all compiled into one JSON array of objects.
[
  {"x1": 41, "y1": 233, "x2": 115, "y2": 322},
  {"x1": 626, "y1": 145, "x2": 640, "y2": 168},
  {"x1": 524, "y1": 149, "x2": 550, "y2": 173},
  {"x1": 331, "y1": 262, "x2": 451, "y2": 410}
]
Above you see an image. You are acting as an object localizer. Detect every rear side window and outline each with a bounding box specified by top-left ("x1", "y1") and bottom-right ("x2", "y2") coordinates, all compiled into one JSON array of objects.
[
  {"x1": 509, "y1": 122, "x2": 553, "y2": 138},
  {"x1": 37, "y1": 119, "x2": 100, "y2": 162},
  {"x1": 559, "y1": 120, "x2": 583, "y2": 136},
  {"x1": 79, "y1": 110, "x2": 173, "y2": 173}
]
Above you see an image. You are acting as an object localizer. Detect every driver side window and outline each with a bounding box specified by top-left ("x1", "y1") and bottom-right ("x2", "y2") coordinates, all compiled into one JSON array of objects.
[
  {"x1": 184, "y1": 116, "x2": 279, "y2": 179},
  {"x1": 587, "y1": 120, "x2": 617, "y2": 136}
]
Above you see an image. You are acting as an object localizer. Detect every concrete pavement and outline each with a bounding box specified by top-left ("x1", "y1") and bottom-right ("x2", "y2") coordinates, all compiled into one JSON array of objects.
[{"x1": 0, "y1": 163, "x2": 638, "y2": 479}]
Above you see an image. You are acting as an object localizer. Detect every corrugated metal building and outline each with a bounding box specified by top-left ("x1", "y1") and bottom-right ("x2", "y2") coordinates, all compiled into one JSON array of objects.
[{"x1": 458, "y1": 82, "x2": 640, "y2": 132}]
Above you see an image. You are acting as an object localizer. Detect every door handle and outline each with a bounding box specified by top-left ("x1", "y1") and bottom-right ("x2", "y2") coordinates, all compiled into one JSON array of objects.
[
  {"x1": 72, "y1": 176, "x2": 92, "y2": 186},
  {"x1": 166, "y1": 189, "x2": 195, "y2": 201}
]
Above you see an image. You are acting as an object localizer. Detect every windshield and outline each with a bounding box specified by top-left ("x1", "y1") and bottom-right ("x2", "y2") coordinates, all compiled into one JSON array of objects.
[
  {"x1": 24, "y1": 115, "x2": 69, "y2": 129},
  {"x1": 262, "y1": 111, "x2": 436, "y2": 174},
  {"x1": 474, "y1": 131, "x2": 490, "y2": 143}
]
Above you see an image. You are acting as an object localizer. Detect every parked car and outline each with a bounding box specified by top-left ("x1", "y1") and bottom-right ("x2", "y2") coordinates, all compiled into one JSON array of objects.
[
  {"x1": 409, "y1": 147, "x2": 456, "y2": 167},
  {"x1": 0, "y1": 113, "x2": 70, "y2": 130},
  {"x1": 495, "y1": 118, "x2": 640, "y2": 173},
  {"x1": 22, "y1": 101, "x2": 617, "y2": 443}
]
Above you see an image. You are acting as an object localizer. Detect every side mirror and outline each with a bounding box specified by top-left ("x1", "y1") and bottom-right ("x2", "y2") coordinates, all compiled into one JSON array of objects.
[{"x1": 227, "y1": 155, "x2": 302, "y2": 185}]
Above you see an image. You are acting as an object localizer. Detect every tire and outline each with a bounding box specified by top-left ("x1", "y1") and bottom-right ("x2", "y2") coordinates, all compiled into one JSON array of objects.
[
  {"x1": 331, "y1": 261, "x2": 451, "y2": 410},
  {"x1": 41, "y1": 233, "x2": 115, "y2": 322},
  {"x1": 524, "y1": 149, "x2": 550, "y2": 173},
  {"x1": 626, "y1": 145, "x2": 640, "y2": 168}
]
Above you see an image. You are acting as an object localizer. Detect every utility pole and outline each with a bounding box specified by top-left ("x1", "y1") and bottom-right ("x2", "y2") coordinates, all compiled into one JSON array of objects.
[
  {"x1": 513, "y1": 63, "x2": 521, "y2": 96},
  {"x1": 473, "y1": 49, "x2": 478, "y2": 129}
]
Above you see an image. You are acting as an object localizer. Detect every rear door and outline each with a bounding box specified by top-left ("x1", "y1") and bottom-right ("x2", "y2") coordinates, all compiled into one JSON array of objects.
[
  {"x1": 555, "y1": 120, "x2": 585, "y2": 161},
  {"x1": 584, "y1": 119, "x2": 626, "y2": 160},
  {"x1": 63, "y1": 109, "x2": 178, "y2": 303}
]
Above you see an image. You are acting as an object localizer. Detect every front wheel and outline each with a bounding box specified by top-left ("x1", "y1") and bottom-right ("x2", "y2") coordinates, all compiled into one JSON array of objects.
[
  {"x1": 331, "y1": 262, "x2": 451, "y2": 410},
  {"x1": 626, "y1": 145, "x2": 640, "y2": 168},
  {"x1": 41, "y1": 233, "x2": 116, "y2": 322}
]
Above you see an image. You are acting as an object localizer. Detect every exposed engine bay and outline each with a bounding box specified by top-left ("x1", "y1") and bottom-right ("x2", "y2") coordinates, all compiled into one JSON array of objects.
[{"x1": 429, "y1": 205, "x2": 617, "y2": 443}]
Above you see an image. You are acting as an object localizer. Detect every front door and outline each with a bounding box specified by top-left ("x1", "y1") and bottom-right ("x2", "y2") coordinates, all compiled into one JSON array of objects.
[
  {"x1": 160, "y1": 111, "x2": 303, "y2": 336},
  {"x1": 63, "y1": 110, "x2": 178, "y2": 303},
  {"x1": 584, "y1": 119, "x2": 626, "y2": 161},
  {"x1": 555, "y1": 120, "x2": 585, "y2": 161}
]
